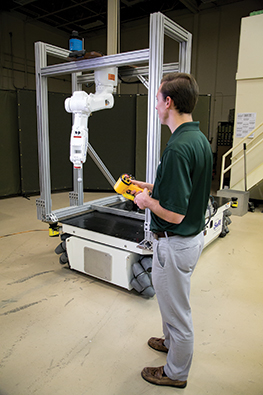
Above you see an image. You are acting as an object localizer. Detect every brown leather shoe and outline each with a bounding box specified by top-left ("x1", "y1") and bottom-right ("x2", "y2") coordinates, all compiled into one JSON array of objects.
[
  {"x1": 148, "y1": 337, "x2": 168, "y2": 353},
  {"x1": 141, "y1": 366, "x2": 187, "y2": 388}
]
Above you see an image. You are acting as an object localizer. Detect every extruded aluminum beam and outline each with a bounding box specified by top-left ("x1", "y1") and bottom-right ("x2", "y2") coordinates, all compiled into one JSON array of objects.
[
  {"x1": 40, "y1": 49, "x2": 149, "y2": 77},
  {"x1": 35, "y1": 43, "x2": 52, "y2": 218},
  {"x1": 164, "y1": 15, "x2": 192, "y2": 73},
  {"x1": 90, "y1": 204, "x2": 145, "y2": 221},
  {"x1": 71, "y1": 72, "x2": 84, "y2": 206},
  {"x1": 144, "y1": 12, "x2": 164, "y2": 241},
  {"x1": 87, "y1": 143, "x2": 116, "y2": 187},
  {"x1": 45, "y1": 43, "x2": 70, "y2": 59},
  {"x1": 49, "y1": 194, "x2": 122, "y2": 223}
]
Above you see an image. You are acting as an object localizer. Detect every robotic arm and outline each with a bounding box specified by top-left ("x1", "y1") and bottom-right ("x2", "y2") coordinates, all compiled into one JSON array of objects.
[{"x1": 65, "y1": 67, "x2": 118, "y2": 169}]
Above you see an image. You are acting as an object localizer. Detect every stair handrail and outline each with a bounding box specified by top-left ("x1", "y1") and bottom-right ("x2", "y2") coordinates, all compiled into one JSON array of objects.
[{"x1": 220, "y1": 121, "x2": 263, "y2": 190}]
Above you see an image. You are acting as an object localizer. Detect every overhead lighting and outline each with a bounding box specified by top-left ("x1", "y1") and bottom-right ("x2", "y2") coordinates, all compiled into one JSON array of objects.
[
  {"x1": 121, "y1": 0, "x2": 145, "y2": 5},
  {"x1": 13, "y1": 0, "x2": 37, "y2": 5},
  {"x1": 81, "y1": 20, "x2": 104, "y2": 30}
]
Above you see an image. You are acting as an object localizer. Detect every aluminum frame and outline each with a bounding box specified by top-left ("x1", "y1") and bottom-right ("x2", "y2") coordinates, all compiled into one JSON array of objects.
[
  {"x1": 35, "y1": 12, "x2": 192, "y2": 243},
  {"x1": 144, "y1": 13, "x2": 192, "y2": 242}
]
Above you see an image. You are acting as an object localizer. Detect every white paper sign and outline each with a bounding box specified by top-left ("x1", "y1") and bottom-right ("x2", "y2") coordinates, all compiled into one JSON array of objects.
[{"x1": 236, "y1": 113, "x2": 256, "y2": 138}]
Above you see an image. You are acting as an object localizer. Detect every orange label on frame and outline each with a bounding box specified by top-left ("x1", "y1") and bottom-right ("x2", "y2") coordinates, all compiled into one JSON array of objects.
[{"x1": 108, "y1": 73, "x2": 115, "y2": 81}]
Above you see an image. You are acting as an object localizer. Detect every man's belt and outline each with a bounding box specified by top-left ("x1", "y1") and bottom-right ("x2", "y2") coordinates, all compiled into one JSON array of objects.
[{"x1": 153, "y1": 231, "x2": 175, "y2": 240}]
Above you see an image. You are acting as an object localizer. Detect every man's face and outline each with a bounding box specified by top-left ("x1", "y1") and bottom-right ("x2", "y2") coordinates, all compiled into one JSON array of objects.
[{"x1": 155, "y1": 85, "x2": 168, "y2": 125}]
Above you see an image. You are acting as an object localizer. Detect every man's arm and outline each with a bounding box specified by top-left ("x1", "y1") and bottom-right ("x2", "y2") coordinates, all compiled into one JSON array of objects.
[{"x1": 134, "y1": 189, "x2": 185, "y2": 225}]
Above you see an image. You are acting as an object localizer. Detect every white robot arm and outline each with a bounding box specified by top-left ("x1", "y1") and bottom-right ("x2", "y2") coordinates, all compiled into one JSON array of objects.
[{"x1": 65, "y1": 67, "x2": 118, "y2": 169}]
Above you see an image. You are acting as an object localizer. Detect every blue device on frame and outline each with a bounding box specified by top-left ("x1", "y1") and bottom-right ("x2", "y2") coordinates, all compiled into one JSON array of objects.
[
  {"x1": 69, "y1": 31, "x2": 86, "y2": 58},
  {"x1": 69, "y1": 31, "x2": 83, "y2": 51}
]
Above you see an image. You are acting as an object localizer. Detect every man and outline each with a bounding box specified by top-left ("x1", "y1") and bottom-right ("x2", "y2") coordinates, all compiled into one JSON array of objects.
[{"x1": 132, "y1": 73, "x2": 213, "y2": 388}]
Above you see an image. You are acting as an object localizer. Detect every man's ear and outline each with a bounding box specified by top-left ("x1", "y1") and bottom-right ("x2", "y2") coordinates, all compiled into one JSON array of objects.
[{"x1": 165, "y1": 96, "x2": 173, "y2": 108}]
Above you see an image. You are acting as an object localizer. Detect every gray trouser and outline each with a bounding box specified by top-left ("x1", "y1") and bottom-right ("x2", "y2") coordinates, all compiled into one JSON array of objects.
[{"x1": 152, "y1": 231, "x2": 204, "y2": 381}]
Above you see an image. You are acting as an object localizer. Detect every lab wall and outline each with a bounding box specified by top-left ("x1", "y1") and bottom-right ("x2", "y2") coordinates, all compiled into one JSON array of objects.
[
  {"x1": 0, "y1": 11, "x2": 71, "y2": 93},
  {"x1": 230, "y1": 13, "x2": 263, "y2": 199},
  {"x1": 0, "y1": 90, "x2": 20, "y2": 197},
  {"x1": 0, "y1": 0, "x2": 262, "y2": 197}
]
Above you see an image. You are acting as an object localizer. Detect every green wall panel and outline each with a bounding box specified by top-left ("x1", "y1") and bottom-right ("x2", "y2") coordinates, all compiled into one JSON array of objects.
[
  {"x1": 86, "y1": 94, "x2": 136, "y2": 190},
  {"x1": 0, "y1": 90, "x2": 20, "y2": 197},
  {"x1": 18, "y1": 90, "x2": 73, "y2": 195},
  {"x1": 135, "y1": 94, "x2": 211, "y2": 181}
]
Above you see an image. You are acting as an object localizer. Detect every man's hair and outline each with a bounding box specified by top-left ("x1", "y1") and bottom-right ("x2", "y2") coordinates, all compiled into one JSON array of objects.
[{"x1": 160, "y1": 73, "x2": 199, "y2": 114}]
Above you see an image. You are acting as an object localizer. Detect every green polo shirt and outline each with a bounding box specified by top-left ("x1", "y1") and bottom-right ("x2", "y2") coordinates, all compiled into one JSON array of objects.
[{"x1": 150, "y1": 122, "x2": 213, "y2": 236}]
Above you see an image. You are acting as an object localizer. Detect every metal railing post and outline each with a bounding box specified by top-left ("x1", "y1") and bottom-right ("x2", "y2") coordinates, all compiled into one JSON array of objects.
[{"x1": 219, "y1": 121, "x2": 263, "y2": 190}]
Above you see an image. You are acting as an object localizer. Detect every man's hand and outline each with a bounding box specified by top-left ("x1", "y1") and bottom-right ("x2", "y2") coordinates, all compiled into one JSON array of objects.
[
  {"x1": 132, "y1": 179, "x2": 185, "y2": 224},
  {"x1": 134, "y1": 188, "x2": 150, "y2": 210},
  {"x1": 131, "y1": 180, "x2": 153, "y2": 193}
]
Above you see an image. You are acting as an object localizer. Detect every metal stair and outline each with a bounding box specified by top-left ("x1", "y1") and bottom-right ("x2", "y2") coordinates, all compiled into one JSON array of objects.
[{"x1": 220, "y1": 121, "x2": 263, "y2": 199}]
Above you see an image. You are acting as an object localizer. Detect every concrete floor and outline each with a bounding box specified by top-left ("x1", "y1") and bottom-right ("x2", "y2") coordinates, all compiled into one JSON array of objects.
[{"x1": 0, "y1": 192, "x2": 263, "y2": 395}]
